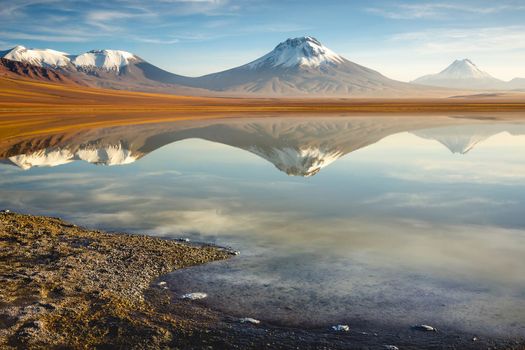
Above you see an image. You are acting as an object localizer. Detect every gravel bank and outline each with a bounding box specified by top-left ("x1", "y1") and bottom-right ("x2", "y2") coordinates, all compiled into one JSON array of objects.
[{"x1": 0, "y1": 212, "x2": 232, "y2": 349}]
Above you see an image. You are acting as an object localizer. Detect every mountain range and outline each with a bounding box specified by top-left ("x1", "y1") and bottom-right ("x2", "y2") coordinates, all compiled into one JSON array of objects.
[
  {"x1": 2, "y1": 117, "x2": 525, "y2": 175},
  {"x1": 413, "y1": 59, "x2": 525, "y2": 90},
  {"x1": 0, "y1": 37, "x2": 451, "y2": 97},
  {"x1": 2, "y1": 37, "x2": 524, "y2": 96}
]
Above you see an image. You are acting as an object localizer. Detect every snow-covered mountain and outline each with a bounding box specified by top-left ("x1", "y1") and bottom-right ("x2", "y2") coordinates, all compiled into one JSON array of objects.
[
  {"x1": 247, "y1": 36, "x2": 345, "y2": 69},
  {"x1": 0, "y1": 45, "x2": 72, "y2": 68},
  {"x1": 0, "y1": 45, "x2": 207, "y2": 94},
  {"x1": 184, "y1": 36, "x2": 442, "y2": 96},
  {"x1": 412, "y1": 59, "x2": 506, "y2": 90},
  {"x1": 0, "y1": 45, "x2": 138, "y2": 72},
  {"x1": 72, "y1": 50, "x2": 138, "y2": 72}
]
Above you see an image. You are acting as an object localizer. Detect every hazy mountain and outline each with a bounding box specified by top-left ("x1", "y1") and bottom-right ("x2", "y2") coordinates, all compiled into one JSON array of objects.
[
  {"x1": 3, "y1": 117, "x2": 520, "y2": 176},
  {"x1": 508, "y1": 77, "x2": 525, "y2": 91},
  {"x1": 412, "y1": 124, "x2": 525, "y2": 154},
  {"x1": 412, "y1": 59, "x2": 525, "y2": 90},
  {"x1": 412, "y1": 59, "x2": 508, "y2": 90}
]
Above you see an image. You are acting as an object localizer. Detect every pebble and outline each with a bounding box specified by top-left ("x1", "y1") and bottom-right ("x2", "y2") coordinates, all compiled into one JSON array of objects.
[
  {"x1": 176, "y1": 238, "x2": 190, "y2": 242},
  {"x1": 158, "y1": 281, "x2": 167, "y2": 286},
  {"x1": 1, "y1": 209, "x2": 11, "y2": 213},
  {"x1": 384, "y1": 346, "x2": 399, "y2": 350},
  {"x1": 411, "y1": 324, "x2": 437, "y2": 332},
  {"x1": 332, "y1": 325, "x2": 350, "y2": 332},
  {"x1": 180, "y1": 292, "x2": 208, "y2": 300},
  {"x1": 239, "y1": 317, "x2": 260, "y2": 325}
]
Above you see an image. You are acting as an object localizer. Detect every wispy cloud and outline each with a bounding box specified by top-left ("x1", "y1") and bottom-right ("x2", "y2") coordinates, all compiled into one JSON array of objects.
[
  {"x1": 0, "y1": 0, "x2": 250, "y2": 45},
  {"x1": 391, "y1": 26, "x2": 525, "y2": 53},
  {"x1": 367, "y1": 2, "x2": 524, "y2": 20},
  {"x1": 0, "y1": 30, "x2": 91, "y2": 43}
]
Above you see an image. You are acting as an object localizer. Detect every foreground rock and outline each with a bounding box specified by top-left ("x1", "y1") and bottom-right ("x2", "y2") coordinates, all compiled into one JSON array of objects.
[{"x1": 0, "y1": 212, "x2": 232, "y2": 349}]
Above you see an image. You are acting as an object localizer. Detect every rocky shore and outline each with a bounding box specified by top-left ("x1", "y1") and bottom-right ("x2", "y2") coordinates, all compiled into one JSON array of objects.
[
  {"x1": 0, "y1": 212, "x2": 233, "y2": 349},
  {"x1": 1, "y1": 212, "x2": 524, "y2": 350}
]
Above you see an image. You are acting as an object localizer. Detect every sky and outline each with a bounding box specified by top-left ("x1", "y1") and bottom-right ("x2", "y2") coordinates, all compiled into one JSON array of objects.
[{"x1": 1, "y1": 0, "x2": 525, "y2": 81}]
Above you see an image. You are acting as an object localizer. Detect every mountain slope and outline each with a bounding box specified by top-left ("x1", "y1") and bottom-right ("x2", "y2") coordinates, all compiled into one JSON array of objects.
[
  {"x1": 413, "y1": 59, "x2": 506, "y2": 90},
  {"x1": 508, "y1": 77, "x2": 525, "y2": 91},
  {"x1": 0, "y1": 45, "x2": 206, "y2": 95},
  {"x1": 0, "y1": 58, "x2": 85, "y2": 85},
  {"x1": 185, "y1": 37, "x2": 445, "y2": 97}
]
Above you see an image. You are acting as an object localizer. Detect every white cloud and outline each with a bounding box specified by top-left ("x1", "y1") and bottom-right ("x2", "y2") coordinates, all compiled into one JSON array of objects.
[
  {"x1": 0, "y1": 30, "x2": 91, "y2": 43},
  {"x1": 391, "y1": 26, "x2": 525, "y2": 53},
  {"x1": 367, "y1": 2, "x2": 524, "y2": 20}
]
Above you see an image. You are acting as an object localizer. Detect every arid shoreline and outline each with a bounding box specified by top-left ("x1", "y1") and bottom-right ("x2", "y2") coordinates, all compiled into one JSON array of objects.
[
  {"x1": 0, "y1": 211, "x2": 234, "y2": 349},
  {"x1": 2, "y1": 75, "x2": 525, "y2": 144},
  {"x1": 1, "y1": 212, "x2": 524, "y2": 349}
]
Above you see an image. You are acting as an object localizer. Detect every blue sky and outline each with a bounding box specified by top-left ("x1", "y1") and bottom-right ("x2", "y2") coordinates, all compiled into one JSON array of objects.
[{"x1": 1, "y1": 0, "x2": 525, "y2": 81}]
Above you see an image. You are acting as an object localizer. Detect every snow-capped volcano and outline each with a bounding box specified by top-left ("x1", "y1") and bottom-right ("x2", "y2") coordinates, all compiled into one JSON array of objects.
[
  {"x1": 413, "y1": 59, "x2": 505, "y2": 89},
  {"x1": 247, "y1": 36, "x2": 345, "y2": 70},
  {"x1": 0, "y1": 45, "x2": 71, "y2": 68},
  {"x1": 72, "y1": 50, "x2": 137, "y2": 72},
  {"x1": 439, "y1": 59, "x2": 492, "y2": 79},
  {"x1": 186, "y1": 36, "x2": 432, "y2": 96}
]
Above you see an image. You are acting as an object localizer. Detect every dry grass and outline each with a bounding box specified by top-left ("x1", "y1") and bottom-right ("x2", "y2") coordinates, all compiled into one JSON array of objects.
[{"x1": 1, "y1": 75, "x2": 525, "y2": 141}]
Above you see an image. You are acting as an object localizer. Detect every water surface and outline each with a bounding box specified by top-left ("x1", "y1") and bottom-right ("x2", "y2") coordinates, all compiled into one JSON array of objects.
[{"x1": 1, "y1": 115, "x2": 524, "y2": 337}]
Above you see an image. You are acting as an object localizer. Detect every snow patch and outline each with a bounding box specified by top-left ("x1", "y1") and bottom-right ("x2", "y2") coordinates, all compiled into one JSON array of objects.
[
  {"x1": 71, "y1": 50, "x2": 137, "y2": 72},
  {"x1": 2, "y1": 45, "x2": 71, "y2": 68},
  {"x1": 247, "y1": 36, "x2": 345, "y2": 70},
  {"x1": 1, "y1": 46, "x2": 137, "y2": 72},
  {"x1": 437, "y1": 59, "x2": 493, "y2": 79},
  {"x1": 8, "y1": 149, "x2": 75, "y2": 170}
]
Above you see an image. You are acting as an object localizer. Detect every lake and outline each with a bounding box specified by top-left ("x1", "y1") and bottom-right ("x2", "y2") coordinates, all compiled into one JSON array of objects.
[{"x1": 1, "y1": 114, "x2": 524, "y2": 339}]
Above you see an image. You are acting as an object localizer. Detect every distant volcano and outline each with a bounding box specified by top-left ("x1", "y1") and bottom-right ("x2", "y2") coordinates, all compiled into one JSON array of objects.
[{"x1": 413, "y1": 59, "x2": 506, "y2": 90}]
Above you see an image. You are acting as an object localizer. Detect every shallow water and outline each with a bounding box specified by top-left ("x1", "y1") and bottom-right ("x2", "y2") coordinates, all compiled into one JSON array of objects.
[{"x1": 1, "y1": 115, "x2": 525, "y2": 337}]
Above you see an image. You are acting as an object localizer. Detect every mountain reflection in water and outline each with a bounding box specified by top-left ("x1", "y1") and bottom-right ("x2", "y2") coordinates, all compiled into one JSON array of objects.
[
  {"x1": 1, "y1": 115, "x2": 525, "y2": 338},
  {"x1": 2, "y1": 116, "x2": 525, "y2": 176}
]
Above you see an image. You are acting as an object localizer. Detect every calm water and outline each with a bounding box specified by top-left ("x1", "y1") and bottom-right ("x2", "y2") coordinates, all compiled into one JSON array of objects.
[{"x1": 1, "y1": 115, "x2": 524, "y2": 337}]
